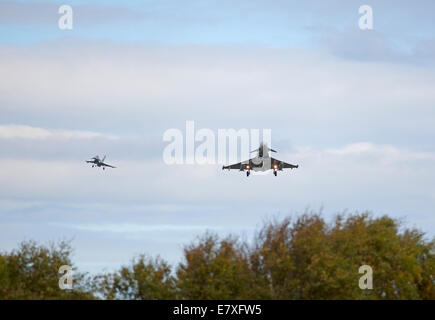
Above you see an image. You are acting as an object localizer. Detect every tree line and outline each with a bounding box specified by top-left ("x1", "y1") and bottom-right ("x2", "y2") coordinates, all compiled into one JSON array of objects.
[{"x1": 1, "y1": 212, "x2": 434, "y2": 299}]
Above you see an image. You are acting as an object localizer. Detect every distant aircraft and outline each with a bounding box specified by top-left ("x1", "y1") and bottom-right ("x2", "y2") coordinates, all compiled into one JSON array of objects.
[
  {"x1": 222, "y1": 142, "x2": 298, "y2": 177},
  {"x1": 86, "y1": 155, "x2": 116, "y2": 170}
]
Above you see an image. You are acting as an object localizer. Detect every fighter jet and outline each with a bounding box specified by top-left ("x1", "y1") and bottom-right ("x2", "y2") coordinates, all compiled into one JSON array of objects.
[
  {"x1": 86, "y1": 155, "x2": 116, "y2": 170},
  {"x1": 222, "y1": 142, "x2": 298, "y2": 177}
]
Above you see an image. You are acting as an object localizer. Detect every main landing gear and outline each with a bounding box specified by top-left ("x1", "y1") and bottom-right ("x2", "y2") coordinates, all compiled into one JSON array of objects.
[{"x1": 246, "y1": 170, "x2": 250, "y2": 177}]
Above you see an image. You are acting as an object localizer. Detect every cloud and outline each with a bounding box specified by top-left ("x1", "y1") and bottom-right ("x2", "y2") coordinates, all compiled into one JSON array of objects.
[
  {"x1": 1, "y1": 138, "x2": 434, "y2": 274},
  {"x1": 0, "y1": 124, "x2": 118, "y2": 140},
  {"x1": 54, "y1": 223, "x2": 229, "y2": 233},
  {"x1": 325, "y1": 142, "x2": 435, "y2": 162},
  {"x1": 1, "y1": 41, "x2": 434, "y2": 144},
  {"x1": 414, "y1": 39, "x2": 435, "y2": 64},
  {"x1": 1, "y1": 1, "x2": 435, "y2": 275},
  {"x1": 1, "y1": 41, "x2": 434, "y2": 221},
  {"x1": 0, "y1": 124, "x2": 164, "y2": 162},
  {"x1": 0, "y1": 1, "x2": 144, "y2": 26},
  {"x1": 320, "y1": 29, "x2": 400, "y2": 62},
  {"x1": 0, "y1": 136, "x2": 433, "y2": 211}
]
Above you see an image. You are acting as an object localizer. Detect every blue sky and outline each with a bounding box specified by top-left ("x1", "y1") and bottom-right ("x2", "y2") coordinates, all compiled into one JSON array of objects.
[{"x1": 0, "y1": 0, "x2": 434, "y2": 274}]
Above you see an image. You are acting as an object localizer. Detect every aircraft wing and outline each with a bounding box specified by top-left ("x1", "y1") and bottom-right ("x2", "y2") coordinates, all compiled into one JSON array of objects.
[
  {"x1": 222, "y1": 160, "x2": 250, "y2": 171},
  {"x1": 101, "y1": 162, "x2": 116, "y2": 168},
  {"x1": 270, "y1": 157, "x2": 298, "y2": 170}
]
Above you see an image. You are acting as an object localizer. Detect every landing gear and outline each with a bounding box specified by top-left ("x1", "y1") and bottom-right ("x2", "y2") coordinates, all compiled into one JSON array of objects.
[
  {"x1": 274, "y1": 170, "x2": 277, "y2": 176},
  {"x1": 103, "y1": 167, "x2": 105, "y2": 170},
  {"x1": 92, "y1": 165, "x2": 94, "y2": 167},
  {"x1": 246, "y1": 170, "x2": 250, "y2": 177}
]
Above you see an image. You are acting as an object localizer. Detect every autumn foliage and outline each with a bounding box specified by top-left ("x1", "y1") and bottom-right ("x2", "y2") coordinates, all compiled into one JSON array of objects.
[{"x1": 1, "y1": 212, "x2": 434, "y2": 299}]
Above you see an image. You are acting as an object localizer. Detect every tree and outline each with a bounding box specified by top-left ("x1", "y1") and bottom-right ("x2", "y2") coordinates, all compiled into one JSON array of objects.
[
  {"x1": 0, "y1": 240, "x2": 93, "y2": 299},
  {"x1": 95, "y1": 255, "x2": 176, "y2": 300},
  {"x1": 1, "y1": 212, "x2": 433, "y2": 300},
  {"x1": 176, "y1": 233, "x2": 256, "y2": 299},
  {"x1": 250, "y1": 212, "x2": 435, "y2": 299}
]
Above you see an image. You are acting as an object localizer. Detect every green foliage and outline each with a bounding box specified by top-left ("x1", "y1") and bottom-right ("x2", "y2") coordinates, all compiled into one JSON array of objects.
[
  {"x1": 94, "y1": 255, "x2": 176, "y2": 300},
  {"x1": 1, "y1": 212, "x2": 434, "y2": 300},
  {"x1": 0, "y1": 240, "x2": 94, "y2": 299},
  {"x1": 176, "y1": 233, "x2": 255, "y2": 299},
  {"x1": 250, "y1": 212, "x2": 434, "y2": 299}
]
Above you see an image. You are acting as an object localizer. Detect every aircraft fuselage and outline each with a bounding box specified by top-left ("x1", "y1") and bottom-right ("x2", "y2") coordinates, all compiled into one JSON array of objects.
[{"x1": 248, "y1": 156, "x2": 271, "y2": 172}]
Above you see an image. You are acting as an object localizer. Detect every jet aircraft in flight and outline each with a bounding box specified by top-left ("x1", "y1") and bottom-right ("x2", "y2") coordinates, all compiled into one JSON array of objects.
[
  {"x1": 86, "y1": 155, "x2": 116, "y2": 170},
  {"x1": 222, "y1": 142, "x2": 298, "y2": 176}
]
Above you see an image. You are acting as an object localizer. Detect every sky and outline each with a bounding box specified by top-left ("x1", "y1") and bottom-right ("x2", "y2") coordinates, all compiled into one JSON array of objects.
[{"x1": 0, "y1": 0, "x2": 434, "y2": 275}]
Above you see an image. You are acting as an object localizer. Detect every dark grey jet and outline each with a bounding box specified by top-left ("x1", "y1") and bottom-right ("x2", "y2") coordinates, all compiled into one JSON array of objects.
[
  {"x1": 86, "y1": 155, "x2": 116, "y2": 170},
  {"x1": 222, "y1": 142, "x2": 298, "y2": 177}
]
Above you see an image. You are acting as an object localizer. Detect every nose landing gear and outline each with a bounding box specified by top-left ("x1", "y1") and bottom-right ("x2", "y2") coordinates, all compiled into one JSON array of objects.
[
  {"x1": 246, "y1": 170, "x2": 250, "y2": 177},
  {"x1": 274, "y1": 170, "x2": 277, "y2": 176}
]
